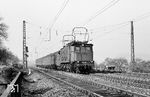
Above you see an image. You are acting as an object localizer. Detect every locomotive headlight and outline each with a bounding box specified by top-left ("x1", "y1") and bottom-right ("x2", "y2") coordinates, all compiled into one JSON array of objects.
[
  {"x1": 90, "y1": 61, "x2": 94, "y2": 63},
  {"x1": 82, "y1": 61, "x2": 86, "y2": 63}
]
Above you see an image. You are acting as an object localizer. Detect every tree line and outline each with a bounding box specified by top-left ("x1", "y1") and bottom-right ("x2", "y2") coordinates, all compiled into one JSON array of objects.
[
  {"x1": 0, "y1": 17, "x2": 19, "y2": 65},
  {"x1": 96, "y1": 57, "x2": 150, "y2": 73}
]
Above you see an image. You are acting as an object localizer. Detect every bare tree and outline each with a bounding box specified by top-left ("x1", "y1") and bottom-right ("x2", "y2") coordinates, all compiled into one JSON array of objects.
[
  {"x1": 103, "y1": 57, "x2": 129, "y2": 72},
  {"x1": 0, "y1": 17, "x2": 19, "y2": 65},
  {"x1": 0, "y1": 17, "x2": 8, "y2": 45},
  {"x1": 131, "y1": 58, "x2": 150, "y2": 73}
]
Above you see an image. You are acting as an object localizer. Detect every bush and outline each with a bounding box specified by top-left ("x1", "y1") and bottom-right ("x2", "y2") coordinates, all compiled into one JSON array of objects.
[{"x1": 2, "y1": 66, "x2": 18, "y2": 83}]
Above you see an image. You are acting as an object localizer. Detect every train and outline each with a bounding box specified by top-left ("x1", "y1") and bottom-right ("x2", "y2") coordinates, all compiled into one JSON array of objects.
[
  {"x1": 36, "y1": 27, "x2": 94, "y2": 74},
  {"x1": 36, "y1": 41, "x2": 94, "y2": 74},
  {"x1": 35, "y1": 27, "x2": 125, "y2": 74}
]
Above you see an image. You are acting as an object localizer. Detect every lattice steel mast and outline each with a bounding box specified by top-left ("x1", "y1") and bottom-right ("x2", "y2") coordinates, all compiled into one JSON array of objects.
[
  {"x1": 23, "y1": 20, "x2": 28, "y2": 68},
  {"x1": 131, "y1": 21, "x2": 135, "y2": 65}
]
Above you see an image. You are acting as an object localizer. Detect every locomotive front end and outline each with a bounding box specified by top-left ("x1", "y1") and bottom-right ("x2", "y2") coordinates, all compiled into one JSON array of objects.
[{"x1": 70, "y1": 41, "x2": 94, "y2": 74}]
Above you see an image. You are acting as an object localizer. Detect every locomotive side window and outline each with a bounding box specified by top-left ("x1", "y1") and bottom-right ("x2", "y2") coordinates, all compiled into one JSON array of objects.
[
  {"x1": 76, "y1": 47, "x2": 80, "y2": 52},
  {"x1": 86, "y1": 47, "x2": 90, "y2": 51}
]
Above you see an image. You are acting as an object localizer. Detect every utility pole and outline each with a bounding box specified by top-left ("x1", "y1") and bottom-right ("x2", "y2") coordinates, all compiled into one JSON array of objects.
[
  {"x1": 35, "y1": 48, "x2": 38, "y2": 59},
  {"x1": 23, "y1": 20, "x2": 28, "y2": 68},
  {"x1": 49, "y1": 28, "x2": 51, "y2": 41},
  {"x1": 131, "y1": 21, "x2": 135, "y2": 67}
]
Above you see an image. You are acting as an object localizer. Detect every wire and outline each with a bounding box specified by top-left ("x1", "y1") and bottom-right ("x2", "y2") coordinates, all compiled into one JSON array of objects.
[
  {"x1": 25, "y1": 20, "x2": 50, "y2": 53},
  {"x1": 25, "y1": 21, "x2": 49, "y2": 42},
  {"x1": 90, "y1": 22, "x2": 129, "y2": 41},
  {"x1": 83, "y1": 0, "x2": 120, "y2": 26},
  {"x1": 25, "y1": 21, "x2": 48, "y2": 32},
  {"x1": 89, "y1": 11, "x2": 150, "y2": 34},
  {"x1": 133, "y1": 12, "x2": 150, "y2": 22},
  {"x1": 26, "y1": 21, "x2": 41, "y2": 28},
  {"x1": 88, "y1": 11, "x2": 150, "y2": 41},
  {"x1": 48, "y1": 0, "x2": 70, "y2": 41},
  {"x1": 89, "y1": 21, "x2": 129, "y2": 32}
]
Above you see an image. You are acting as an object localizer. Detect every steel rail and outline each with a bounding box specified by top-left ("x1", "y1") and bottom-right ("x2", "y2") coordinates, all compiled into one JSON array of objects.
[
  {"x1": 93, "y1": 73, "x2": 150, "y2": 89},
  {"x1": 34, "y1": 67, "x2": 149, "y2": 97},
  {"x1": 33, "y1": 68, "x2": 103, "y2": 97},
  {"x1": 61, "y1": 71, "x2": 149, "y2": 97},
  {"x1": 1, "y1": 72, "x2": 21, "y2": 97}
]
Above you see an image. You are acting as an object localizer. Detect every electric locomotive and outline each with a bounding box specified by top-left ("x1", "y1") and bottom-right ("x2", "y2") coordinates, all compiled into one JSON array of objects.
[{"x1": 36, "y1": 27, "x2": 94, "y2": 74}]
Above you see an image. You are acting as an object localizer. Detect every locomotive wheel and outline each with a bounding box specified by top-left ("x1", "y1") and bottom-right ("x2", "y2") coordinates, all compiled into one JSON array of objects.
[
  {"x1": 67, "y1": 64, "x2": 71, "y2": 72},
  {"x1": 80, "y1": 66, "x2": 84, "y2": 74},
  {"x1": 76, "y1": 67, "x2": 80, "y2": 73},
  {"x1": 70, "y1": 65, "x2": 74, "y2": 72}
]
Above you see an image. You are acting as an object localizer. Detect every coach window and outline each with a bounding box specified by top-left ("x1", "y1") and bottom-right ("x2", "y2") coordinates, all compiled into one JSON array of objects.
[{"x1": 76, "y1": 47, "x2": 80, "y2": 52}]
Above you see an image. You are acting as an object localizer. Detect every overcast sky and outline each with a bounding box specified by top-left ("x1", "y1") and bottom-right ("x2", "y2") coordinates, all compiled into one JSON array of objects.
[{"x1": 1, "y1": 0, "x2": 150, "y2": 64}]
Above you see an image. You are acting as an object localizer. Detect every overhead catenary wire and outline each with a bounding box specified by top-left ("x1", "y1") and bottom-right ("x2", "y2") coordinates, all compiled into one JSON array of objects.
[
  {"x1": 48, "y1": 0, "x2": 70, "y2": 41},
  {"x1": 25, "y1": 21, "x2": 49, "y2": 37},
  {"x1": 89, "y1": 11, "x2": 150, "y2": 41},
  {"x1": 89, "y1": 21, "x2": 130, "y2": 41},
  {"x1": 25, "y1": 21, "x2": 50, "y2": 42},
  {"x1": 25, "y1": 21, "x2": 50, "y2": 58},
  {"x1": 89, "y1": 21, "x2": 129, "y2": 32},
  {"x1": 25, "y1": 0, "x2": 70, "y2": 57},
  {"x1": 133, "y1": 11, "x2": 150, "y2": 22},
  {"x1": 25, "y1": 21, "x2": 48, "y2": 31},
  {"x1": 26, "y1": 2, "x2": 150, "y2": 57},
  {"x1": 83, "y1": 0, "x2": 120, "y2": 26}
]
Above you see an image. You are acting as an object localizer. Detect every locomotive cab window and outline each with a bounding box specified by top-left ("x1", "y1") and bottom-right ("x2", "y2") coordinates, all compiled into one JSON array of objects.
[
  {"x1": 86, "y1": 47, "x2": 91, "y2": 51},
  {"x1": 76, "y1": 47, "x2": 80, "y2": 52},
  {"x1": 81, "y1": 47, "x2": 86, "y2": 52},
  {"x1": 71, "y1": 46, "x2": 74, "y2": 51}
]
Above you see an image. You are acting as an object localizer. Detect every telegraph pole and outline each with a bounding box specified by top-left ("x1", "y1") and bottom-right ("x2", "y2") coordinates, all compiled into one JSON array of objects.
[
  {"x1": 35, "y1": 48, "x2": 38, "y2": 59},
  {"x1": 131, "y1": 21, "x2": 135, "y2": 66},
  {"x1": 23, "y1": 20, "x2": 28, "y2": 68}
]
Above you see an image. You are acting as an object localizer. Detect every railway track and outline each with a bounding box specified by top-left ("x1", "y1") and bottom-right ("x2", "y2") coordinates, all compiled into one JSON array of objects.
[
  {"x1": 60, "y1": 71, "x2": 150, "y2": 97},
  {"x1": 33, "y1": 68, "x2": 102, "y2": 97},
  {"x1": 118, "y1": 72, "x2": 150, "y2": 79},
  {"x1": 33, "y1": 67, "x2": 149, "y2": 97},
  {"x1": 0, "y1": 72, "x2": 22, "y2": 97},
  {"x1": 93, "y1": 73, "x2": 150, "y2": 89},
  {"x1": 90, "y1": 74, "x2": 150, "y2": 96}
]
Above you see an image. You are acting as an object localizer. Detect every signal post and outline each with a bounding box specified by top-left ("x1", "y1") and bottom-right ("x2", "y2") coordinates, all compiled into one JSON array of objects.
[{"x1": 23, "y1": 20, "x2": 28, "y2": 69}]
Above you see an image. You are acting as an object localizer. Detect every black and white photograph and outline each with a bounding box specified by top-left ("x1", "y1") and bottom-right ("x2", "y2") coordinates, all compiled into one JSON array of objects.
[{"x1": 0, "y1": 0, "x2": 150, "y2": 97}]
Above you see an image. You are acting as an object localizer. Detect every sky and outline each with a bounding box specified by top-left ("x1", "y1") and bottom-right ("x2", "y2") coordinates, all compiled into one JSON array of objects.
[{"x1": 1, "y1": 0, "x2": 150, "y2": 64}]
